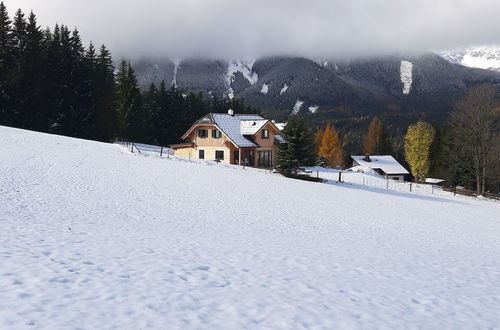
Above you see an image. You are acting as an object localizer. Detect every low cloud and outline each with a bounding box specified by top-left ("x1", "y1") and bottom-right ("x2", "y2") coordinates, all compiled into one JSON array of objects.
[{"x1": 4, "y1": 0, "x2": 500, "y2": 59}]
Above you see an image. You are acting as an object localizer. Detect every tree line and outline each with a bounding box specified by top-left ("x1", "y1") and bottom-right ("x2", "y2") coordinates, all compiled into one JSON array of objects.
[{"x1": 0, "y1": 3, "x2": 258, "y2": 146}]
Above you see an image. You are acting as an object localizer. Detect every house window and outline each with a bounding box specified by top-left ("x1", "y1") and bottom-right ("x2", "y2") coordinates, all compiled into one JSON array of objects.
[
  {"x1": 212, "y1": 129, "x2": 222, "y2": 139},
  {"x1": 199, "y1": 150, "x2": 205, "y2": 159},
  {"x1": 261, "y1": 129, "x2": 270, "y2": 139},
  {"x1": 258, "y1": 150, "x2": 272, "y2": 167},
  {"x1": 215, "y1": 150, "x2": 224, "y2": 160},
  {"x1": 198, "y1": 129, "x2": 208, "y2": 138},
  {"x1": 392, "y1": 177, "x2": 400, "y2": 180}
]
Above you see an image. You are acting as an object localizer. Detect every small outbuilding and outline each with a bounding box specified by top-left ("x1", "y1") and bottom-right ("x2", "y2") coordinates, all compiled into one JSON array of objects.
[{"x1": 351, "y1": 155, "x2": 410, "y2": 181}]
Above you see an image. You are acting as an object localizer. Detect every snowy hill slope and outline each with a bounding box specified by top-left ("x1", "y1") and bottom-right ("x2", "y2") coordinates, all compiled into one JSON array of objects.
[{"x1": 1, "y1": 126, "x2": 500, "y2": 329}]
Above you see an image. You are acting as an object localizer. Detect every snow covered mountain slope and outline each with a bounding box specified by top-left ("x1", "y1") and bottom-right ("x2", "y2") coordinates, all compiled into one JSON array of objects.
[
  {"x1": 1, "y1": 126, "x2": 500, "y2": 329},
  {"x1": 134, "y1": 54, "x2": 500, "y2": 125},
  {"x1": 440, "y1": 46, "x2": 500, "y2": 71}
]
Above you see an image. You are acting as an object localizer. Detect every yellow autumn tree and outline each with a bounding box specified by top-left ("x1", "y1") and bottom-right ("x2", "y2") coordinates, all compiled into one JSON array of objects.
[
  {"x1": 314, "y1": 127, "x2": 324, "y2": 155},
  {"x1": 404, "y1": 121, "x2": 435, "y2": 182},
  {"x1": 362, "y1": 116, "x2": 383, "y2": 155},
  {"x1": 319, "y1": 124, "x2": 345, "y2": 168}
]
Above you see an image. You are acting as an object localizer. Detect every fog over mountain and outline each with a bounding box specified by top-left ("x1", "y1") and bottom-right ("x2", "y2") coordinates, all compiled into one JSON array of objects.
[{"x1": 4, "y1": 0, "x2": 500, "y2": 59}]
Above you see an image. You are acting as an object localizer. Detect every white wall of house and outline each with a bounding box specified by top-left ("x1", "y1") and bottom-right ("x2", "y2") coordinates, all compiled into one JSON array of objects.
[{"x1": 193, "y1": 146, "x2": 232, "y2": 164}]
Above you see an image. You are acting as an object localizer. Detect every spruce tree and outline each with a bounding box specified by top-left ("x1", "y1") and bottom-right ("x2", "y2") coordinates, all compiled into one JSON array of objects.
[
  {"x1": 377, "y1": 125, "x2": 393, "y2": 155},
  {"x1": 115, "y1": 59, "x2": 143, "y2": 141},
  {"x1": 22, "y1": 12, "x2": 45, "y2": 130},
  {"x1": 0, "y1": 1, "x2": 13, "y2": 125},
  {"x1": 11, "y1": 9, "x2": 26, "y2": 55},
  {"x1": 95, "y1": 44, "x2": 116, "y2": 141},
  {"x1": 0, "y1": 2, "x2": 12, "y2": 68},
  {"x1": 276, "y1": 116, "x2": 316, "y2": 175}
]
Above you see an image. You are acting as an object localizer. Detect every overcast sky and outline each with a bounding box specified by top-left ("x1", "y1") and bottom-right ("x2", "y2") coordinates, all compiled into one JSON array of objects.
[{"x1": 3, "y1": 0, "x2": 500, "y2": 59}]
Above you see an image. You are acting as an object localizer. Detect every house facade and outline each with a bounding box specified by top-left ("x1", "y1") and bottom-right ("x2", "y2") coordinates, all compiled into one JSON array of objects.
[
  {"x1": 351, "y1": 155, "x2": 410, "y2": 181},
  {"x1": 171, "y1": 110, "x2": 285, "y2": 167}
]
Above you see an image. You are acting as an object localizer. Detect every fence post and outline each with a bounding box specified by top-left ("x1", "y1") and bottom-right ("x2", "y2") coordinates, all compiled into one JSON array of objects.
[
  {"x1": 454, "y1": 187, "x2": 456, "y2": 196},
  {"x1": 410, "y1": 183, "x2": 412, "y2": 192},
  {"x1": 160, "y1": 147, "x2": 163, "y2": 157},
  {"x1": 386, "y1": 177, "x2": 389, "y2": 189}
]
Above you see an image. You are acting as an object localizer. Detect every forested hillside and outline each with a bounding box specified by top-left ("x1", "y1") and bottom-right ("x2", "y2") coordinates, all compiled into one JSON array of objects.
[{"x1": 0, "y1": 3, "x2": 258, "y2": 146}]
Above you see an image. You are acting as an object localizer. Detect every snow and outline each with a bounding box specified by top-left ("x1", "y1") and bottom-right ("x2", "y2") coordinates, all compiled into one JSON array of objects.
[
  {"x1": 2, "y1": 126, "x2": 500, "y2": 329},
  {"x1": 400, "y1": 60, "x2": 413, "y2": 95},
  {"x1": 308, "y1": 105, "x2": 319, "y2": 114},
  {"x1": 291, "y1": 99, "x2": 304, "y2": 115},
  {"x1": 260, "y1": 83, "x2": 269, "y2": 95},
  {"x1": 274, "y1": 122, "x2": 287, "y2": 131},
  {"x1": 351, "y1": 155, "x2": 409, "y2": 175},
  {"x1": 226, "y1": 88, "x2": 235, "y2": 100},
  {"x1": 425, "y1": 178, "x2": 445, "y2": 184},
  {"x1": 439, "y1": 46, "x2": 500, "y2": 72},
  {"x1": 239, "y1": 119, "x2": 268, "y2": 135},
  {"x1": 172, "y1": 59, "x2": 180, "y2": 87},
  {"x1": 225, "y1": 60, "x2": 259, "y2": 99},
  {"x1": 461, "y1": 47, "x2": 500, "y2": 71},
  {"x1": 279, "y1": 83, "x2": 289, "y2": 95}
]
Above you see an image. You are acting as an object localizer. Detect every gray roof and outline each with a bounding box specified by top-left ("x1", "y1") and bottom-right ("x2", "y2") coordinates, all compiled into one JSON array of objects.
[
  {"x1": 190, "y1": 112, "x2": 280, "y2": 148},
  {"x1": 211, "y1": 114, "x2": 263, "y2": 148}
]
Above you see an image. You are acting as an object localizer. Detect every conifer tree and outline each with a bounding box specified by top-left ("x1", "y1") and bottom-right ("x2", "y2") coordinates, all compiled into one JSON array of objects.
[
  {"x1": 11, "y1": 9, "x2": 26, "y2": 55},
  {"x1": 0, "y1": 2, "x2": 12, "y2": 68},
  {"x1": 115, "y1": 59, "x2": 143, "y2": 141},
  {"x1": 404, "y1": 121, "x2": 435, "y2": 182},
  {"x1": 0, "y1": 2, "x2": 13, "y2": 125},
  {"x1": 276, "y1": 116, "x2": 316, "y2": 175},
  {"x1": 95, "y1": 44, "x2": 116, "y2": 141},
  {"x1": 377, "y1": 125, "x2": 393, "y2": 155},
  {"x1": 18, "y1": 11, "x2": 45, "y2": 130},
  {"x1": 319, "y1": 124, "x2": 345, "y2": 168}
]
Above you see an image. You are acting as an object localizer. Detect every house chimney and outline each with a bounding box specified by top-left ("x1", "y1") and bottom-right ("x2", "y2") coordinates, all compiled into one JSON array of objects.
[
  {"x1": 228, "y1": 109, "x2": 234, "y2": 116},
  {"x1": 363, "y1": 154, "x2": 371, "y2": 162}
]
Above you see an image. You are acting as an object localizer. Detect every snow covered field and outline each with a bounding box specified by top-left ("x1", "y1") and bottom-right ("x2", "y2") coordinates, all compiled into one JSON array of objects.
[{"x1": 1, "y1": 126, "x2": 500, "y2": 329}]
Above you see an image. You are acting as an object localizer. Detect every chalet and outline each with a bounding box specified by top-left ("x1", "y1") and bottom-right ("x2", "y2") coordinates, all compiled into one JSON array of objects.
[
  {"x1": 170, "y1": 110, "x2": 285, "y2": 167},
  {"x1": 351, "y1": 155, "x2": 410, "y2": 181}
]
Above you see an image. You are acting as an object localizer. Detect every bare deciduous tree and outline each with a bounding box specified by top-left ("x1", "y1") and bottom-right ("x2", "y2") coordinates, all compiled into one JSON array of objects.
[{"x1": 450, "y1": 84, "x2": 499, "y2": 195}]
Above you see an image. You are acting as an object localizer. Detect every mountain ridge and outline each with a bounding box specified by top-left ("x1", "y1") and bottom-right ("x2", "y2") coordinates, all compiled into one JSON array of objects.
[{"x1": 133, "y1": 53, "x2": 500, "y2": 127}]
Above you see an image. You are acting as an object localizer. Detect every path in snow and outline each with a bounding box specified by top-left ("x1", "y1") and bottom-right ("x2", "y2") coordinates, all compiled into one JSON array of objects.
[{"x1": 1, "y1": 126, "x2": 500, "y2": 329}]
